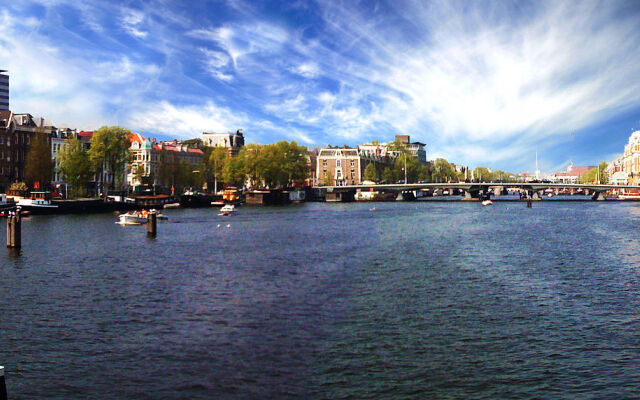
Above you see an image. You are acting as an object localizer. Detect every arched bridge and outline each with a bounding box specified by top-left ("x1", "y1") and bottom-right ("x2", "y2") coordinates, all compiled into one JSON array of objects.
[{"x1": 325, "y1": 182, "x2": 640, "y2": 201}]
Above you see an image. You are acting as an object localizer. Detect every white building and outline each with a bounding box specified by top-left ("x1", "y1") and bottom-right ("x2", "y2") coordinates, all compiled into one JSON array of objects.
[
  {"x1": 202, "y1": 129, "x2": 245, "y2": 155},
  {"x1": 51, "y1": 127, "x2": 78, "y2": 184}
]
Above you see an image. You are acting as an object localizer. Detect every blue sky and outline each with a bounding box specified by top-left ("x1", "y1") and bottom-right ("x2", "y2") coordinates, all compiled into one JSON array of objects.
[{"x1": 2, "y1": 0, "x2": 640, "y2": 173}]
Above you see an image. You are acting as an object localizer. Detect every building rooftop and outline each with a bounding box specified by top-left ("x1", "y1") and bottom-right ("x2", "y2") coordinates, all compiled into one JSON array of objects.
[{"x1": 553, "y1": 165, "x2": 595, "y2": 177}]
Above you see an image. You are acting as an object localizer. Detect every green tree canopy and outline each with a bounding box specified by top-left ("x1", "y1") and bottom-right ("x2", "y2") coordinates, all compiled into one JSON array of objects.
[
  {"x1": 382, "y1": 166, "x2": 395, "y2": 183},
  {"x1": 392, "y1": 153, "x2": 422, "y2": 183},
  {"x1": 418, "y1": 164, "x2": 431, "y2": 182},
  {"x1": 433, "y1": 158, "x2": 458, "y2": 182},
  {"x1": 132, "y1": 164, "x2": 146, "y2": 185},
  {"x1": 89, "y1": 126, "x2": 132, "y2": 190},
  {"x1": 228, "y1": 141, "x2": 308, "y2": 189},
  {"x1": 580, "y1": 162, "x2": 608, "y2": 184},
  {"x1": 473, "y1": 166, "x2": 493, "y2": 182},
  {"x1": 363, "y1": 163, "x2": 377, "y2": 182},
  {"x1": 222, "y1": 155, "x2": 246, "y2": 187},
  {"x1": 58, "y1": 138, "x2": 94, "y2": 198},
  {"x1": 25, "y1": 131, "x2": 53, "y2": 189}
]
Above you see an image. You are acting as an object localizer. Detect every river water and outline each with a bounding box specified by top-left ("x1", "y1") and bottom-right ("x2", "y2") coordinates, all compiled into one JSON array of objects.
[{"x1": 1, "y1": 201, "x2": 639, "y2": 399}]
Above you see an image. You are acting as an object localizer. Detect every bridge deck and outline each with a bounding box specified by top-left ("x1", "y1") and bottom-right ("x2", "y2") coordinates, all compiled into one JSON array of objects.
[{"x1": 326, "y1": 183, "x2": 640, "y2": 192}]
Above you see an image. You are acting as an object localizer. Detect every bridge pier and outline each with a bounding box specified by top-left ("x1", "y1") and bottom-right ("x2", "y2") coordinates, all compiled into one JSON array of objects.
[
  {"x1": 591, "y1": 191, "x2": 606, "y2": 201},
  {"x1": 462, "y1": 189, "x2": 481, "y2": 201},
  {"x1": 326, "y1": 190, "x2": 355, "y2": 202},
  {"x1": 525, "y1": 190, "x2": 542, "y2": 200},
  {"x1": 396, "y1": 191, "x2": 416, "y2": 201}
]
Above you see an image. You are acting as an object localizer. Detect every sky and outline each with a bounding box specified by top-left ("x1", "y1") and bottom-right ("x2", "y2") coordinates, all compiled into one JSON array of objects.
[{"x1": 1, "y1": 0, "x2": 640, "y2": 173}]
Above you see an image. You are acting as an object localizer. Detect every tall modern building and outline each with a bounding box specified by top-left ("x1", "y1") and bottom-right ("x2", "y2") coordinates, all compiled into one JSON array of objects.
[{"x1": 0, "y1": 70, "x2": 8, "y2": 111}]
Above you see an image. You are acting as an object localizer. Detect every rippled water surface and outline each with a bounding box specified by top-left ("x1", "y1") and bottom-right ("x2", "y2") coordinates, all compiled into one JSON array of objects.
[{"x1": 1, "y1": 201, "x2": 639, "y2": 399}]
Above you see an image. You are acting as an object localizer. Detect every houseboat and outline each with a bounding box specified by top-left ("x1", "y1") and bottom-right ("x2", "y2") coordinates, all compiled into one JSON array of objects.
[{"x1": 16, "y1": 191, "x2": 59, "y2": 214}]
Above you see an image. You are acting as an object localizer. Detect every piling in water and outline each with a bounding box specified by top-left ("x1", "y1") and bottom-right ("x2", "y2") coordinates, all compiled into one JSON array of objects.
[
  {"x1": 527, "y1": 199, "x2": 532, "y2": 208},
  {"x1": 1, "y1": 366, "x2": 7, "y2": 400},
  {"x1": 6, "y1": 213, "x2": 21, "y2": 249},
  {"x1": 147, "y1": 211, "x2": 157, "y2": 236}
]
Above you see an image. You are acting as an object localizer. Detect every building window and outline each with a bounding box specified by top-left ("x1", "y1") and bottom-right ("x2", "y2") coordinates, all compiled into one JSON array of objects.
[
  {"x1": 350, "y1": 160, "x2": 355, "y2": 167},
  {"x1": 351, "y1": 169, "x2": 355, "y2": 178},
  {"x1": 322, "y1": 160, "x2": 327, "y2": 167},
  {"x1": 337, "y1": 159, "x2": 341, "y2": 167}
]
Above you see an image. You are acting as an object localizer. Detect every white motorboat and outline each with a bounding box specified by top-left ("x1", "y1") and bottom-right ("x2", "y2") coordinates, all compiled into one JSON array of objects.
[
  {"x1": 218, "y1": 204, "x2": 235, "y2": 216},
  {"x1": 481, "y1": 199, "x2": 493, "y2": 206},
  {"x1": 117, "y1": 212, "x2": 148, "y2": 225}
]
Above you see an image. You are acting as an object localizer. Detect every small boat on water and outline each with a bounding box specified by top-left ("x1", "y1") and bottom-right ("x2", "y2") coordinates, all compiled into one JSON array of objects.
[
  {"x1": 218, "y1": 204, "x2": 235, "y2": 216},
  {"x1": 117, "y1": 209, "x2": 169, "y2": 225},
  {"x1": 482, "y1": 199, "x2": 493, "y2": 206},
  {"x1": 117, "y1": 211, "x2": 148, "y2": 225}
]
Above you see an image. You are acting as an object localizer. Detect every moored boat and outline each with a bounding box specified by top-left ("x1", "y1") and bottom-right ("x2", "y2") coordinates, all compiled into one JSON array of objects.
[{"x1": 16, "y1": 191, "x2": 59, "y2": 214}]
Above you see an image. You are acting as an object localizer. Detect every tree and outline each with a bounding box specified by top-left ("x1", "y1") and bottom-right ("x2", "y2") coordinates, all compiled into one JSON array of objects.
[
  {"x1": 25, "y1": 131, "x2": 54, "y2": 189},
  {"x1": 433, "y1": 158, "x2": 457, "y2": 182},
  {"x1": 382, "y1": 167, "x2": 395, "y2": 183},
  {"x1": 208, "y1": 147, "x2": 228, "y2": 191},
  {"x1": 182, "y1": 138, "x2": 203, "y2": 147},
  {"x1": 580, "y1": 162, "x2": 608, "y2": 184},
  {"x1": 473, "y1": 166, "x2": 494, "y2": 182},
  {"x1": 58, "y1": 138, "x2": 93, "y2": 198},
  {"x1": 364, "y1": 163, "x2": 377, "y2": 181},
  {"x1": 157, "y1": 152, "x2": 182, "y2": 189},
  {"x1": 277, "y1": 141, "x2": 309, "y2": 185},
  {"x1": 418, "y1": 164, "x2": 431, "y2": 182},
  {"x1": 132, "y1": 164, "x2": 146, "y2": 186},
  {"x1": 240, "y1": 143, "x2": 263, "y2": 188},
  {"x1": 598, "y1": 161, "x2": 609, "y2": 184},
  {"x1": 222, "y1": 155, "x2": 246, "y2": 187},
  {"x1": 229, "y1": 141, "x2": 309, "y2": 189},
  {"x1": 89, "y1": 126, "x2": 132, "y2": 191}
]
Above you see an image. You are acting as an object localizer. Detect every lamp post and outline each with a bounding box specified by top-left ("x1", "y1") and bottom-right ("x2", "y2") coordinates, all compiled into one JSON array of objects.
[{"x1": 404, "y1": 153, "x2": 407, "y2": 184}]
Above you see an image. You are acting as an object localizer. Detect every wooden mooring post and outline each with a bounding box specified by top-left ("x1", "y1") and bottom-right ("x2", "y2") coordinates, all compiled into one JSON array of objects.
[
  {"x1": 6, "y1": 211, "x2": 21, "y2": 249},
  {"x1": 527, "y1": 199, "x2": 532, "y2": 208},
  {"x1": 1, "y1": 366, "x2": 8, "y2": 400},
  {"x1": 147, "y1": 211, "x2": 157, "y2": 236}
]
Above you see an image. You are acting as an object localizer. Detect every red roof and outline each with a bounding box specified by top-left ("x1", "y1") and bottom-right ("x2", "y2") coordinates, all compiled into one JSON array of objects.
[
  {"x1": 554, "y1": 166, "x2": 595, "y2": 177},
  {"x1": 77, "y1": 131, "x2": 93, "y2": 137},
  {"x1": 127, "y1": 132, "x2": 146, "y2": 143}
]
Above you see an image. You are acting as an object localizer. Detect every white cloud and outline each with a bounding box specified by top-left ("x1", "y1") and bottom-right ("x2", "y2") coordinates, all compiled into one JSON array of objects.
[
  {"x1": 0, "y1": 7, "x2": 160, "y2": 128},
  {"x1": 4, "y1": 0, "x2": 640, "y2": 171},
  {"x1": 291, "y1": 62, "x2": 319, "y2": 78},
  {"x1": 200, "y1": 48, "x2": 233, "y2": 81},
  {"x1": 121, "y1": 8, "x2": 147, "y2": 38},
  {"x1": 128, "y1": 100, "x2": 248, "y2": 138}
]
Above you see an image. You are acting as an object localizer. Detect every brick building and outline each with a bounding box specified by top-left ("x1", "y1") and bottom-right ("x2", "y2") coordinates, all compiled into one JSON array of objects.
[
  {"x1": 127, "y1": 134, "x2": 204, "y2": 186},
  {"x1": 0, "y1": 111, "x2": 50, "y2": 192}
]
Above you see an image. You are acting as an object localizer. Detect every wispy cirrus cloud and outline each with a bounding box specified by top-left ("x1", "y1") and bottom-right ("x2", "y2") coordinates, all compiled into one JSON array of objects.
[
  {"x1": 129, "y1": 100, "x2": 248, "y2": 137},
  {"x1": 2, "y1": 0, "x2": 640, "y2": 171},
  {"x1": 121, "y1": 8, "x2": 147, "y2": 38}
]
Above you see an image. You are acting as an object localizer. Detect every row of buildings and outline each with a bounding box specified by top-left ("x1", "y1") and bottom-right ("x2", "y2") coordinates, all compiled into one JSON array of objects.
[
  {"x1": 518, "y1": 164, "x2": 597, "y2": 184},
  {"x1": 607, "y1": 130, "x2": 640, "y2": 185},
  {"x1": 127, "y1": 130, "x2": 244, "y2": 186},
  {"x1": 0, "y1": 108, "x2": 245, "y2": 193},
  {"x1": 521, "y1": 130, "x2": 640, "y2": 186},
  {"x1": 314, "y1": 135, "x2": 429, "y2": 186}
]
